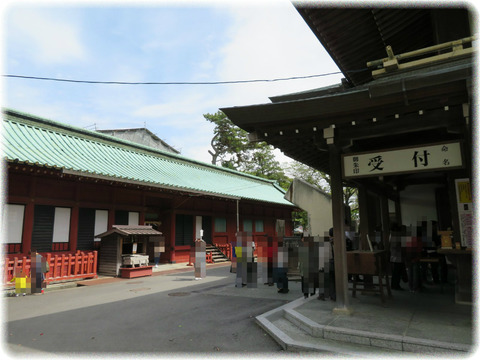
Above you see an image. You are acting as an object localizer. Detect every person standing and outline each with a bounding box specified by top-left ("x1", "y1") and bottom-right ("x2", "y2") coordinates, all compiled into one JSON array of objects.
[
  {"x1": 390, "y1": 224, "x2": 405, "y2": 290},
  {"x1": 299, "y1": 236, "x2": 319, "y2": 298},
  {"x1": 318, "y1": 236, "x2": 335, "y2": 300},
  {"x1": 194, "y1": 238, "x2": 206, "y2": 280},
  {"x1": 30, "y1": 250, "x2": 47, "y2": 294},
  {"x1": 10, "y1": 269, "x2": 29, "y2": 296},
  {"x1": 275, "y1": 238, "x2": 289, "y2": 293}
]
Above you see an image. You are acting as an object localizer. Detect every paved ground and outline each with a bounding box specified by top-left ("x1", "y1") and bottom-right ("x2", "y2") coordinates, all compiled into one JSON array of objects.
[
  {"x1": 3, "y1": 264, "x2": 306, "y2": 357},
  {"x1": 4, "y1": 262, "x2": 476, "y2": 358}
]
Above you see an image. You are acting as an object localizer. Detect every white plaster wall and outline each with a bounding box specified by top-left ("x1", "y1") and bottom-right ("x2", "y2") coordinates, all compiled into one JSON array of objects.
[
  {"x1": 285, "y1": 178, "x2": 332, "y2": 237},
  {"x1": 400, "y1": 184, "x2": 438, "y2": 226}
]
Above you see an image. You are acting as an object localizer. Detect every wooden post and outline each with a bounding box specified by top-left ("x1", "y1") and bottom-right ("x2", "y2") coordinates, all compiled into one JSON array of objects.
[
  {"x1": 4, "y1": 257, "x2": 10, "y2": 283},
  {"x1": 81, "y1": 252, "x2": 85, "y2": 274},
  {"x1": 380, "y1": 195, "x2": 390, "y2": 250},
  {"x1": 45, "y1": 253, "x2": 51, "y2": 281},
  {"x1": 108, "y1": 208, "x2": 115, "y2": 229},
  {"x1": 357, "y1": 185, "x2": 370, "y2": 250},
  {"x1": 61, "y1": 254, "x2": 66, "y2": 278},
  {"x1": 93, "y1": 251, "x2": 98, "y2": 275},
  {"x1": 53, "y1": 255, "x2": 58, "y2": 279},
  {"x1": 22, "y1": 256, "x2": 28, "y2": 276},
  {"x1": 22, "y1": 202, "x2": 35, "y2": 256},
  {"x1": 69, "y1": 206, "x2": 79, "y2": 252},
  {"x1": 13, "y1": 257, "x2": 19, "y2": 278},
  {"x1": 68, "y1": 253, "x2": 73, "y2": 276},
  {"x1": 169, "y1": 212, "x2": 176, "y2": 263},
  {"x1": 27, "y1": 257, "x2": 32, "y2": 275},
  {"x1": 328, "y1": 142, "x2": 352, "y2": 315}
]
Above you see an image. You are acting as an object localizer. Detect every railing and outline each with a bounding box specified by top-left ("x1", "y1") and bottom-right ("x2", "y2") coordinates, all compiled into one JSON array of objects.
[
  {"x1": 368, "y1": 35, "x2": 476, "y2": 78},
  {"x1": 187, "y1": 250, "x2": 214, "y2": 265},
  {"x1": 3, "y1": 251, "x2": 98, "y2": 285},
  {"x1": 215, "y1": 243, "x2": 232, "y2": 260}
]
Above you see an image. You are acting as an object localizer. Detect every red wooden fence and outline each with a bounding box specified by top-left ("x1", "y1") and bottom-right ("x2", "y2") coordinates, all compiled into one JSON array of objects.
[
  {"x1": 187, "y1": 250, "x2": 214, "y2": 265},
  {"x1": 215, "y1": 243, "x2": 232, "y2": 260},
  {"x1": 3, "y1": 251, "x2": 98, "y2": 286},
  {"x1": 206, "y1": 252, "x2": 213, "y2": 264}
]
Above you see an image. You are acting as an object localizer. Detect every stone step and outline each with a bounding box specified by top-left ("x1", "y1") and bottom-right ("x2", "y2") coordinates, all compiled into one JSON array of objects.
[
  {"x1": 258, "y1": 303, "x2": 468, "y2": 355},
  {"x1": 205, "y1": 244, "x2": 229, "y2": 263},
  {"x1": 270, "y1": 315, "x2": 403, "y2": 355}
]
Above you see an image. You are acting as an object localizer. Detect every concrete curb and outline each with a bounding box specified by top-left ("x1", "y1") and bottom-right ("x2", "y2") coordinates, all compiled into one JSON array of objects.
[
  {"x1": 4, "y1": 262, "x2": 231, "y2": 294},
  {"x1": 256, "y1": 295, "x2": 472, "y2": 354}
]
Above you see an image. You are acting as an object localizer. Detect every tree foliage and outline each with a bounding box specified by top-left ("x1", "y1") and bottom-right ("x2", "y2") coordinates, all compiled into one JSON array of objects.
[{"x1": 204, "y1": 111, "x2": 290, "y2": 189}]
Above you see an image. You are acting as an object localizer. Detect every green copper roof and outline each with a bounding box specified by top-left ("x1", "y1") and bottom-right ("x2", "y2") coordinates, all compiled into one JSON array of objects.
[{"x1": 2, "y1": 109, "x2": 293, "y2": 207}]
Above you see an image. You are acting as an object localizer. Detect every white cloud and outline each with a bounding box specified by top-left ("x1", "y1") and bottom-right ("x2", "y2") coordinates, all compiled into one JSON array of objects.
[
  {"x1": 2, "y1": 1, "x2": 344, "y2": 166},
  {"x1": 215, "y1": 2, "x2": 343, "y2": 107},
  {"x1": 7, "y1": 8, "x2": 88, "y2": 65}
]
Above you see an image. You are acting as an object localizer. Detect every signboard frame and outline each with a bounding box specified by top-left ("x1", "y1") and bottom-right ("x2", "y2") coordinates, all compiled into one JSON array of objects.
[{"x1": 342, "y1": 140, "x2": 464, "y2": 179}]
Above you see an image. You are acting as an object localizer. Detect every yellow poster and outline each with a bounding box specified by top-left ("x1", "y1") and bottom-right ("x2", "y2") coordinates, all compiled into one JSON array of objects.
[{"x1": 457, "y1": 181, "x2": 472, "y2": 203}]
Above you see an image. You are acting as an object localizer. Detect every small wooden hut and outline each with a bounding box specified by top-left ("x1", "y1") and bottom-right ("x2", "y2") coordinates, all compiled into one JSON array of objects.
[{"x1": 95, "y1": 225, "x2": 163, "y2": 277}]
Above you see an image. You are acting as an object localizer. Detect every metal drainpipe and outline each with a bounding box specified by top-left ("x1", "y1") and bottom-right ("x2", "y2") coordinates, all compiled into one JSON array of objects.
[{"x1": 236, "y1": 199, "x2": 240, "y2": 233}]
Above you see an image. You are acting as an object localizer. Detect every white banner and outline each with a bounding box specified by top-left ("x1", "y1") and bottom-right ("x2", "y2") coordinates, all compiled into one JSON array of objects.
[{"x1": 343, "y1": 141, "x2": 462, "y2": 178}]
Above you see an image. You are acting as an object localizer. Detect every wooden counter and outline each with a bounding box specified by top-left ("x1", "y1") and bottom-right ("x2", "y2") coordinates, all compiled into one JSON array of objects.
[
  {"x1": 346, "y1": 250, "x2": 391, "y2": 303},
  {"x1": 437, "y1": 248, "x2": 472, "y2": 304}
]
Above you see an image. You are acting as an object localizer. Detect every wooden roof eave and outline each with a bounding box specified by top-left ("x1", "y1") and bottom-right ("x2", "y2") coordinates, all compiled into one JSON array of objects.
[
  {"x1": 221, "y1": 57, "x2": 472, "y2": 133},
  {"x1": 95, "y1": 226, "x2": 163, "y2": 239}
]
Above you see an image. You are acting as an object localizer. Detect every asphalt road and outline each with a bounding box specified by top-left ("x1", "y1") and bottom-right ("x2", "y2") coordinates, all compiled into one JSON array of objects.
[{"x1": 3, "y1": 265, "x2": 304, "y2": 356}]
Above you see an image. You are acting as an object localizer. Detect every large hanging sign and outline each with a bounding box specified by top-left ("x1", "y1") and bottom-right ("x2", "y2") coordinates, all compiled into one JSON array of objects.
[{"x1": 343, "y1": 141, "x2": 463, "y2": 178}]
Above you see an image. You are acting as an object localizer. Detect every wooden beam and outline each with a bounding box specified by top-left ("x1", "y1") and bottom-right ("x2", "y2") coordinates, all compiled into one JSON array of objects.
[
  {"x1": 338, "y1": 105, "x2": 463, "y2": 142},
  {"x1": 367, "y1": 36, "x2": 476, "y2": 68},
  {"x1": 372, "y1": 47, "x2": 475, "y2": 78}
]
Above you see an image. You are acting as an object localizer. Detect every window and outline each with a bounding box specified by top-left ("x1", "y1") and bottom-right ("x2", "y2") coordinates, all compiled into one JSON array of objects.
[
  {"x1": 175, "y1": 214, "x2": 193, "y2": 246},
  {"x1": 128, "y1": 212, "x2": 139, "y2": 225},
  {"x1": 115, "y1": 210, "x2": 129, "y2": 225},
  {"x1": 32, "y1": 205, "x2": 71, "y2": 252},
  {"x1": 214, "y1": 217, "x2": 226, "y2": 232},
  {"x1": 4, "y1": 204, "x2": 25, "y2": 244},
  {"x1": 243, "y1": 219, "x2": 253, "y2": 232},
  {"x1": 255, "y1": 220, "x2": 264, "y2": 233},
  {"x1": 115, "y1": 210, "x2": 139, "y2": 225},
  {"x1": 53, "y1": 207, "x2": 71, "y2": 243},
  {"x1": 94, "y1": 210, "x2": 108, "y2": 241},
  {"x1": 77, "y1": 208, "x2": 108, "y2": 250},
  {"x1": 77, "y1": 208, "x2": 95, "y2": 250}
]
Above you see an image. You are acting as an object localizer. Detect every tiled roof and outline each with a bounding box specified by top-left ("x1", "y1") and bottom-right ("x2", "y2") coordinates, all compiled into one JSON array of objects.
[
  {"x1": 3, "y1": 109, "x2": 293, "y2": 207},
  {"x1": 95, "y1": 225, "x2": 163, "y2": 238}
]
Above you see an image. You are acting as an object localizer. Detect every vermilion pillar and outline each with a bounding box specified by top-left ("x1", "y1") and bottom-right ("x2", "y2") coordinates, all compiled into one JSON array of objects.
[
  {"x1": 69, "y1": 206, "x2": 79, "y2": 252},
  {"x1": 22, "y1": 201, "x2": 34, "y2": 255}
]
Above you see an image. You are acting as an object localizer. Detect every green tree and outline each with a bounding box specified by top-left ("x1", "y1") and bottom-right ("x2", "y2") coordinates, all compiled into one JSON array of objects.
[
  {"x1": 204, "y1": 111, "x2": 290, "y2": 189},
  {"x1": 286, "y1": 161, "x2": 330, "y2": 193},
  {"x1": 204, "y1": 111, "x2": 253, "y2": 167}
]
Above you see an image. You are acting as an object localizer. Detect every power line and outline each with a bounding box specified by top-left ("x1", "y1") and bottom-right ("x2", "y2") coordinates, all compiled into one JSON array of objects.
[{"x1": 3, "y1": 72, "x2": 344, "y2": 85}]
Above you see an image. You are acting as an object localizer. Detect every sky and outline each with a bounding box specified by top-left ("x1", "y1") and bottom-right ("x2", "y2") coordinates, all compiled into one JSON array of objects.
[{"x1": 1, "y1": 0, "x2": 345, "y2": 165}]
